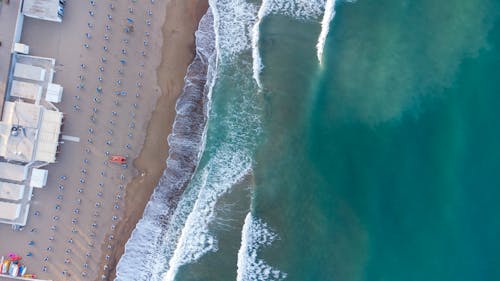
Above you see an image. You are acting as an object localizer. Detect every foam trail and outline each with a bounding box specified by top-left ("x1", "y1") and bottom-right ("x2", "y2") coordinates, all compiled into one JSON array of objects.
[
  {"x1": 252, "y1": 0, "x2": 270, "y2": 88},
  {"x1": 316, "y1": 0, "x2": 336, "y2": 65},
  {"x1": 237, "y1": 213, "x2": 287, "y2": 281},
  {"x1": 163, "y1": 151, "x2": 253, "y2": 281}
]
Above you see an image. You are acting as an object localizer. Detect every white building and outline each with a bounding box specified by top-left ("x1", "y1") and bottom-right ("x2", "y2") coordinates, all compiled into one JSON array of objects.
[{"x1": 22, "y1": 0, "x2": 64, "y2": 23}]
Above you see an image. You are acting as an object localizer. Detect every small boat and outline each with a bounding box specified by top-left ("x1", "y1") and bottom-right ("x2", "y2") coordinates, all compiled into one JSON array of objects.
[
  {"x1": 2, "y1": 260, "x2": 10, "y2": 274},
  {"x1": 19, "y1": 265, "x2": 27, "y2": 276},
  {"x1": 9, "y1": 263, "x2": 18, "y2": 277},
  {"x1": 109, "y1": 155, "x2": 127, "y2": 164}
]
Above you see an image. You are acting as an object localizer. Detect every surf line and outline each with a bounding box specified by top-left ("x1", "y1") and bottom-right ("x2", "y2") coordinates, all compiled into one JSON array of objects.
[
  {"x1": 316, "y1": 0, "x2": 337, "y2": 66},
  {"x1": 252, "y1": 0, "x2": 270, "y2": 89}
]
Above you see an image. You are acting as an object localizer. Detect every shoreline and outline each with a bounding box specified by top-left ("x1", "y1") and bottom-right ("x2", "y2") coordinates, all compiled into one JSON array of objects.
[{"x1": 106, "y1": 1, "x2": 209, "y2": 280}]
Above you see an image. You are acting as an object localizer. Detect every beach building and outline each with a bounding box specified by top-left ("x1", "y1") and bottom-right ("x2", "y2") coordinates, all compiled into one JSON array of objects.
[
  {"x1": 0, "y1": 160, "x2": 40, "y2": 226},
  {"x1": 0, "y1": 0, "x2": 65, "y2": 116},
  {"x1": 0, "y1": 101, "x2": 63, "y2": 163},
  {"x1": 0, "y1": 0, "x2": 66, "y2": 229},
  {"x1": 0, "y1": 162, "x2": 44, "y2": 226},
  {"x1": 0, "y1": 162, "x2": 27, "y2": 182},
  {"x1": 22, "y1": 0, "x2": 65, "y2": 23},
  {"x1": 0, "y1": 52, "x2": 63, "y2": 226},
  {"x1": 10, "y1": 81, "x2": 43, "y2": 101},
  {"x1": 0, "y1": 0, "x2": 23, "y2": 115},
  {"x1": 0, "y1": 53, "x2": 63, "y2": 164}
]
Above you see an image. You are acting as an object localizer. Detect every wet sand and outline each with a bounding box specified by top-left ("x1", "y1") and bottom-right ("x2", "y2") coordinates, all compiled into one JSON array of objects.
[{"x1": 0, "y1": 0, "x2": 207, "y2": 280}]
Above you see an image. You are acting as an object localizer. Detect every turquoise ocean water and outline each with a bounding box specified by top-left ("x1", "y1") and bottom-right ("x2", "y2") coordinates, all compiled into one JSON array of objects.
[{"x1": 119, "y1": 0, "x2": 500, "y2": 280}]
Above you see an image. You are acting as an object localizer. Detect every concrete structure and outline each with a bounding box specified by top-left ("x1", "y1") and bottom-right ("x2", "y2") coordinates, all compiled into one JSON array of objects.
[
  {"x1": 0, "y1": 101, "x2": 62, "y2": 163},
  {"x1": 13, "y1": 43, "x2": 30, "y2": 55},
  {"x1": 0, "y1": 5, "x2": 65, "y2": 228},
  {"x1": 22, "y1": 0, "x2": 63, "y2": 23},
  {"x1": 45, "y1": 83, "x2": 62, "y2": 103},
  {"x1": 29, "y1": 168, "x2": 47, "y2": 188},
  {"x1": 0, "y1": 161, "x2": 33, "y2": 226},
  {"x1": 0, "y1": 162, "x2": 27, "y2": 182},
  {"x1": 0, "y1": 182, "x2": 25, "y2": 201},
  {"x1": 0, "y1": 53, "x2": 63, "y2": 164},
  {"x1": 0, "y1": 174, "x2": 33, "y2": 225},
  {"x1": 35, "y1": 109, "x2": 63, "y2": 163},
  {"x1": 0, "y1": 101, "x2": 41, "y2": 163},
  {"x1": 7, "y1": 54, "x2": 56, "y2": 103},
  {"x1": 13, "y1": 63, "x2": 45, "y2": 82},
  {"x1": 10, "y1": 80, "x2": 42, "y2": 101},
  {"x1": 0, "y1": 202, "x2": 22, "y2": 221},
  {"x1": 0, "y1": 0, "x2": 23, "y2": 116}
]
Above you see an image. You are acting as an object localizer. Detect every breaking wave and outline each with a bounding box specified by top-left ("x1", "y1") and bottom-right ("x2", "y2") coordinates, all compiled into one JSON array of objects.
[
  {"x1": 237, "y1": 213, "x2": 288, "y2": 281},
  {"x1": 251, "y1": 0, "x2": 268, "y2": 88},
  {"x1": 210, "y1": 0, "x2": 257, "y2": 61},
  {"x1": 317, "y1": 0, "x2": 336, "y2": 65},
  {"x1": 251, "y1": 0, "x2": 336, "y2": 88},
  {"x1": 163, "y1": 150, "x2": 253, "y2": 281}
]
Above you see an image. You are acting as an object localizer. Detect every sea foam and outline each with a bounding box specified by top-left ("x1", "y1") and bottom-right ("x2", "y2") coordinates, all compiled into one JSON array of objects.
[
  {"x1": 210, "y1": 0, "x2": 257, "y2": 61},
  {"x1": 163, "y1": 150, "x2": 253, "y2": 281},
  {"x1": 237, "y1": 213, "x2": 287, "y2": 281},
  {"x1": 316, "y1": 0, "x2": 336, "y2": 65},
  {"x1": 266, "y1": 0, "x2": 326, "y2": 19},
  {"x1": 251, "y1": 0, "x2": 272, "y2": 89}
]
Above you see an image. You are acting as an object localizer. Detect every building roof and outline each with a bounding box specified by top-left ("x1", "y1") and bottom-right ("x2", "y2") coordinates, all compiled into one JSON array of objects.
[
  {"x1": 0, "y1": 162, "x2": 26, "y2": 182},
  {"x1": 6, "y1": 54, "x2": 56, "y2": 105},
  {"x1": 2, "y1": 101, "x2": 41, "y2": 127},
  {"x1": 22, "y1": 0, "x2": 62, "y2": 23},
  {"x1": 0, "y1": 101, "x2": 62, "y2": 163},
  {"x1": 30, "y1": 168, "x2": 48, "y2": 188},
  {"x1": 0, "y1": 182, "x2": 25, "y2": 201},
  {"x1": 0, "y1": 201, "x2": 21, "y2": 221},
  {"x1": 35, "y1": 109, "x2": 62, "y2": 163},
  {"x1": 45, "y1": 83, "x2": 63, "y2": 103},
  {"x1": 0, "y1": 102, "x2": 40, "y2": 162},
  {"x1": 13, "y1": 62, "x2": 46, "y2": 82},
  {"x1": 10, "y1": 80, "x2": 43, "y2": 101},
  {"x1": 0, "y1": 0, "x2": 22, "y2": 117}
]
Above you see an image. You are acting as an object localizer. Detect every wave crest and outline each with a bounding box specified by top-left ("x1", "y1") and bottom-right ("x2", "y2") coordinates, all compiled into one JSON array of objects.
[{"x1": 237, "y1": 213, "x2": 287, "y2": 281}]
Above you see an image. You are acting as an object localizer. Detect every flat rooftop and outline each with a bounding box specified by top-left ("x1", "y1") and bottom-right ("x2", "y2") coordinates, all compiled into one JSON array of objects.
[
  {"x1": 23, "y1": 0, "x2": 62, "y2": 23},
  {"x1": 0, "y1": 101, "x2": 62, "y2": 163},
  {"x1": 0, "y1": 102, "x2": 40, "y2": 162},
  {"x1": 0, "y1": 162, "x2": 26, "y2": 182},
  {"x1": 0, "y1": 182, "x2": 25, "y2": 201},
  {"x1": 8, "y1": 54, "x2": 55, "y2": 102},
  {"x1": 0, "y1": 0, "x2": 22, "y2": 116}
]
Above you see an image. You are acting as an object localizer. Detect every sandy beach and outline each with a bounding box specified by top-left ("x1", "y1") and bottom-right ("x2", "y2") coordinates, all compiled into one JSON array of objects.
[{"x1": 0, "y1": 0, "x2": 207, "y2": 280}]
